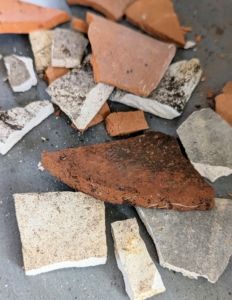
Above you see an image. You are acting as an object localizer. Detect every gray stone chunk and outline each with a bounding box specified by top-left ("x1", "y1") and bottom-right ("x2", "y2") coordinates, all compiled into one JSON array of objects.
[
  {"x1": 0, "y1": 101, "x2": 54, "y2": 155},
  {"x1": 51, "y1": 28, "x2": 88, "y2": 68},
  {"x1": 29, "y1": 30, "x2": 53, "y2": 73},
  {"x1": 14, "y1": 192, "x2": 107, "y2": 276},
  {"x1": 47, "y1": 66, "x2": 114, "y2": 131},
  {"x1": 137, "y1": 198, "x2": 232, "y2": 283},
  {"x1": 177, "y1": 108, "x2": 232, "y2": 182},
  {"x1": 110, "y1": 59, "x2": 202, "y2": 119},
  {"x1": 4, "y1": 55, "x2": 37, "y2": 92},
  {"x1": 111, "y1": 219, "x2": 166, "y2": 300}
]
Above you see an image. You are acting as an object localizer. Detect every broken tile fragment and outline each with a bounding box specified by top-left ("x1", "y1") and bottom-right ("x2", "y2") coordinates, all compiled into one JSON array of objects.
[
  {"x1": 184, "y1": 40, "x2": 196, "y2": 50},
  {"x1": 87, "y1": 13, "x2": 176, "y2": 97},
  {"x1": 51, "y1": 28, "x2": 88, "y2": 68},
  {"x1": 41, "y1": 132, "x2": 215, "y2": 210},
  {"x1": 215, "y1": 94, "x2": 232, "y2": 126},
  {"x1": 71, "y1": 17, "x2": 88, "y2": 33},
  {"x1": 0, "y1": 101, "x2": 54, "y2": 155},
  {"x1": 4, "y1": 55, "x2": 37, "y2": 92},
  {"x1": 68, "y1": 0, "x2": 136, "y2": 20},
  {"x1": 0, "y1": 0, "x2": 70, "y2": 33},
  {"x1": 111, "y1": 218, "x2": 165, "y2": 300},
  {"x1": 105, "y1": 111, "x2": 149, "y2": 137},
  {"x1": 44, "y1": 66, "x2": 69, "y2": 85},
  {"x1": 137, "y1": 198, "x2": 232, "y2": 283},
  {"x1": 29, "y1": 30, "x2": 53, "y2": 73},
  {"x1": 177, "y1": 108, "x2": 232, "y2": 182},
  {"x1": 222, "y1": 81, "x2": 232, "y2": 94},
  {"x1": 126, "y1": 0, "x2": 185, "y2": 47},
  {"x1": 110, "y1": 59, "x2": 202, "y2": 119},
  {"x1": 47, "y1": 65, "x2": 114, "y2": 131},
  {"x1": 14, "y1": 192, "x2": 107, "y2": 275},
  {"x1": 88, "y1": 102, "x2": 110, "y2": 129}
]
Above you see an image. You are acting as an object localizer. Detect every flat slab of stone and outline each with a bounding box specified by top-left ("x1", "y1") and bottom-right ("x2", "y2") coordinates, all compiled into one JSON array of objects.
[
  {"x1": 110, "y1": 59, "x2": 202, "y2": 119},
  {"x1": 29, "y1": 30, "x2": 53, "y2": 73},
  {"x1": 4, "y1": 55, "x2": 37, "y2": 92},
  {"x1": 47, "y1": 63, "x2": 114, "y2": 131},
  {"x1": 14, "y1": 191, "x2": 107, "y2": 276},
  {"x1": 137, "y1": 198, "x2": 232, "y2": 283},
  {"x1": 177, "y1": 108, "x2": 232, "y2": 182},
  {"x1": 68, "y1": 0, "x2": 136, "y2": 20},
  {"x1": 105, "y1": 111, "x2": 149, "y2": 136},
  {"x1": 111, "y1": 218, "x2": 166, "y2": 300},
  {"x1": 0, "y1": 100, "x2": 54, "y2": 155},
  {"x1": 87, "y1": 13, "x2": 176, "y2": 97},
  {"x1": 0, "y1": 0, "x2": 70, "y2": 33},
  {"x1": 126, "y1": 0, "x2": 185, "y2": 47},
  {"x1": 41, "y1": 131, "x2": 215, "y2": 210},
  {"x1": 51, "y1": 28, "x2": 88, "y2": 68}
]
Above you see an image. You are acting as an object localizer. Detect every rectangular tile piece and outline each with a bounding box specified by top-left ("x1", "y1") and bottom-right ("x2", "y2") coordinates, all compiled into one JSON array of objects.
[
  {"x1": 137, "y1": 198, "x2": 232, "y2": 283},
  {"x1": 111, "y1": 218, "x2": 165, "y2": 300},
  {"x1": 14, "y1": 192, "x2": 107, "y2": 276},
  {"x1": 0, "y1": 101, "x2": 54, "y2": 155},
  {"x1": 177, "y1": 108, "x2": 232, "y2": 182}
]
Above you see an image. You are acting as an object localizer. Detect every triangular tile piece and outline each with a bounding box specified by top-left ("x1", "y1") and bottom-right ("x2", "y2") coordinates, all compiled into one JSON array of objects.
[
  {"x1": 41, "y1": 132, "x2": 215, "y2": 210},
  {"x1": 87, "y1": 13, "x2": 176, "y2": 97},
  {"x1": 14, "y1": 192, "x2": 107, "y2": 276},
  {"x1": 126, "y1": 0, "x2": 185, "y2": 47},
  {"x1": 0, "y1": 0, "x2": 70, "y2": 33},
  {"x1": 137, "y1": 198, "x2": 232, "y2": 283},
  {"x1": 110, "y1": 59, "x2": 202, "y2": 119}
]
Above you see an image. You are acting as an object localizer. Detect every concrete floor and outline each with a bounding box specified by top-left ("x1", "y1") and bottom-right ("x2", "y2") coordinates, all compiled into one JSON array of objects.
[{"x1": 0, "y1": 1, "x2": 232, "y2": 299}]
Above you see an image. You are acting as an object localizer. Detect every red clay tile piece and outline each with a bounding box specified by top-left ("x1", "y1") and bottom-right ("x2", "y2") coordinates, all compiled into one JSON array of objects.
[
  {"x1": 0, "y1": 0, "x2": 70, "y2": 33},
  {"x1": 105, "y1": 111, "x2": 149, "y2": 136},
  {"x1": 67, "y1": 0, "x2": 136, "y2": 20},
  {"x1": 215, "y1": 94, "x2": 232, "y2": 126},
  {"x1": 44, "y1": 66, "x2": 70, "y2": 85},
  {"x1": 182, "y1": 26, "x2": 192, "y2": 34},
  {"x1": 88, "y1": 103, "x2": 111, "y2": 128},
  {"x1": 41, "y1": 132, "x2": 215, "y2": 211},
  {"x1": 71, "y1": 17, "x2": 88, "y2": 33},
  {"x1": 125, "y1": 0, "x2": 185, "y2": 47},
  {"x1": 222, "y1": 81, "x2": 232, "y2": 94},
  {"x1": 87, "y1": 13, "x2": 176, "y2": 97}
]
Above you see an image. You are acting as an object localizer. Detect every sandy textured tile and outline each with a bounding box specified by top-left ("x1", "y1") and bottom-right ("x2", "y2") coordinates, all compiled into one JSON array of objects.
[
  {"x1": 111, "y1": 218, "x2": 165, "y2": 300},
  {"x1": 137, "y1": 198, "x2": 232, "y2": 283},
  {"x1": 14, "y1": 192, "x2": 107, "y2": 276},
  {"x1": 110, "y1": 59, "x2": 202, "y2": 119},
  {"x1": 0, "y1": 101, "x2": 54, "y2": 155},
  {"x1": 177, "y1": 108, "x2": 232, "y2": 182},
  {"x1": 4, "y1": 55, "x2": 37, "y2": 92}
]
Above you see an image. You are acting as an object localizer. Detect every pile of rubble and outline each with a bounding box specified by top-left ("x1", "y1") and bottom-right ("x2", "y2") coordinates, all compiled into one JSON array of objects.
[{"x1": 0, "y1": 1, "x2": 232, "y2": 299}]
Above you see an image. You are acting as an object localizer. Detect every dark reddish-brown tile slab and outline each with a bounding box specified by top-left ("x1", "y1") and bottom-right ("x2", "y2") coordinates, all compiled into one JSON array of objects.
[{"x1": 41, "y1": 132, "x2": 215, "y2": 211}]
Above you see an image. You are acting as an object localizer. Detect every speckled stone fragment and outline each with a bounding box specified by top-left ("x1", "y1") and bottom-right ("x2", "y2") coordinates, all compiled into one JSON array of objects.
[
  {"x1": 14, "y1": 192, "x2": 107, "y2": 276},
  {"x1": 0, "y1": 101, "x2": 54, "y2": 155},
  {"x1": 137, "y1": 198, "x2": 232, "y2": 283},
  {"x1": 111, "y1": 218, "x2": 166, "y2": 300},
  {"x1": 51, "y1": 28, "x2": 88, "y2": 68},
  {"x1": 110, "y1": 59, "x2": 202, "y2": 119},
  {"x1": 177, "y1": 108, "x2": 232, "y2": 182}
]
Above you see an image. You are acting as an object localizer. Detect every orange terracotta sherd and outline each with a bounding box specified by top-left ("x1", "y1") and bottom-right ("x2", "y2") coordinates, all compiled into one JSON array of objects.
[
  {"x1": 215, "y1": 94, "x2": 232, "y2": 126},
  {"x1": 44, "y1": 67, "x2": 69, "y2": 85},
  {"x1": 71, "y1": 17, "x2": 88, "y2": 33}
]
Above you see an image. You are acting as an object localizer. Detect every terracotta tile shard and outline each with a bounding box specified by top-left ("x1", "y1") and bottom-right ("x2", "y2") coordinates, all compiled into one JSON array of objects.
[
  {"x1": 44, "y1": 66, "x2": 69, "y2": 85},
  {"x1": 47, "y1": 66, "x2": 114, "y2": 131},
  {"x1": 68, "y1": 0, "x2": 136, "y2": 20},
  {"x1": 110, "y1": 59, "x2": 202, "y2": 119},
  {"x1": 105, "y1": 111, "x2": 149, "y2": 137},
  {"x1": 0, "y1": 101, "x2": 54, "y2": 155},
  {"x1": 137, "y1": 198, "x2": 232, "y2": 283},
  {"x1": 72, "y1": 17, "x2": 88, "y2": 33},
  {"x1": 14, "y1": 192, "x2": 107, "y2": 276},
  {"x1": 4, "y1": 55, "x2": 37, "y2": 92},
  {"x1": 51, "y1": 28, "x2": 88, "y2": 68},
  {"x1": 0, "y1": 0, "x2": 70, "y2": 33},
  {"x1": 87, "y1": 13, "x2": 176, "y2": 97},
  {"x1": 29, "y1": 30, "x2": 53, "y2": 73},
  {"x1": 222, "y1": 81, "x2": 232, "y2": 94},
  {"x1": 177, "y1": 108, "x2": 232, "y2": 182},
  {"x1": 88, "y1": 103, "x2": 110, "y2": 129},
  {"x1": 182, "y1": 26, "x2": 192, "y2": 34},
  {"x1": 111, "y1": 219, "x2": 166, "y2": 300},
  {"x1": 41, "y1": 131, "x2": 215, "y2": 210},
  {"x1": 125, "y1": 0, "x2": 185, "y2": 47},
  {"x1": 215, "y1": 94, "x2": 232, "y2": 126}
]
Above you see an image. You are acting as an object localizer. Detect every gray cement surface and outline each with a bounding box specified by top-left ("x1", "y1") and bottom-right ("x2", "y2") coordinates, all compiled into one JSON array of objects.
[{"x1": 0, "y1": 1, "x2": 232, "y2": 299}]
